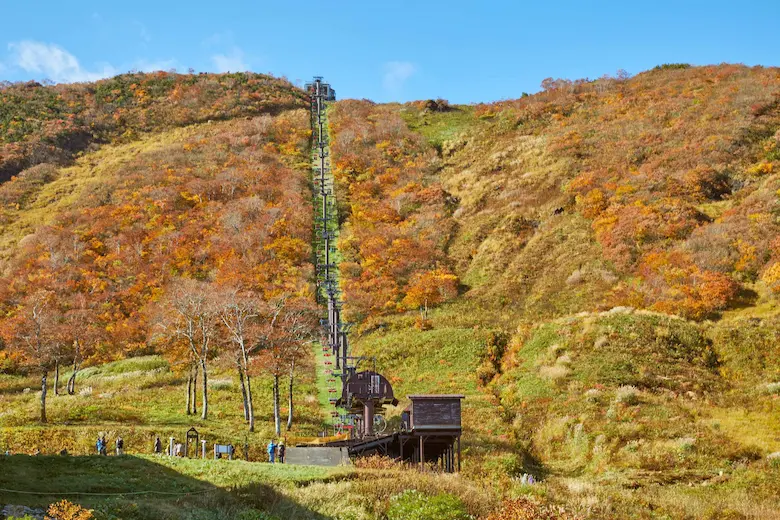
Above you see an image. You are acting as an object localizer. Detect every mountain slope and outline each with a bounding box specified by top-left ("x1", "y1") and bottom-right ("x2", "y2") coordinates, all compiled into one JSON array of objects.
[
  {"x1": 0, "y1": 72, "x2": 307, "y2": 183},
  {"x1": 0, "y1": 65, "x2": 778, "y2": 519},
  {"x1": 0, "y1": 74, "x2": 323, "y2": 457},
  {"x1": 330, "y1": 64, "x2": 780, "y2": 519}
]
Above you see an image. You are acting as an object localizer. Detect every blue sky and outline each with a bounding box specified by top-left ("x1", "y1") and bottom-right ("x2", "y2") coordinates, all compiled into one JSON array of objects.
[{"x1": 1, "y1": 0, "x2": 778, "y2": 103}]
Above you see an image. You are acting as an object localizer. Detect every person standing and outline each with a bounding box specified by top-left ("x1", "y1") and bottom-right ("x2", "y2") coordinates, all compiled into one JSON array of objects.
[
  {"x1": 267, "y1": 439, "x2": 276, "y2": 463},
  {"x1": 278, "y1": 440, "x2": 286, "y2": 464},
  {"x1": 100, "y1": 435, "x2": 108, "y2": 456},
  {"x1": 116, "y1": 436, "x2": 124, "y2": 456},
  {"x1": 154, "y1": 436, "x2": 162, "y2": 455},
  {"x1": 96, "y1": 436, "x2": 104, "y2": 456}
]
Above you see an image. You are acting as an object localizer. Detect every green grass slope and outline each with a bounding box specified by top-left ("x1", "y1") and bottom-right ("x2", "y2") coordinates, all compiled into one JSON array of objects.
[{"x1": 0, "y1": 355, "x2": 322, "y2": 455}]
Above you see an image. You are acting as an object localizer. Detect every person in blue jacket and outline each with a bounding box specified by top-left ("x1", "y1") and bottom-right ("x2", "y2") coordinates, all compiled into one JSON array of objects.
[
  {"x1": 267, "y1": 440, "x2": 276, "y2": 463},
  {"x1": 96, "y1": 436, "x2": 104, "y2": 455}
]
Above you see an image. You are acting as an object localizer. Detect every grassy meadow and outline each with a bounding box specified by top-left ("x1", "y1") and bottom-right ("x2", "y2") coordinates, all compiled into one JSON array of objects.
[{"x1": 0, "y1": 355, "x2": 324, "y2": 458}]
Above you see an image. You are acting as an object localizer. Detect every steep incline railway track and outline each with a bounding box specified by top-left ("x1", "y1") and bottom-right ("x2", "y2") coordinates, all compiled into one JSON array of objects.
[{"x1": 305, "y1": 79, "x2": 462, "y2": 472}]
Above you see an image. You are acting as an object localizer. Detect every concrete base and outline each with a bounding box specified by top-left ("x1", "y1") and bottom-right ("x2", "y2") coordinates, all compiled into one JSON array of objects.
[{"x1": 285, "y1": 447, "x2": 351, "y2": 466}]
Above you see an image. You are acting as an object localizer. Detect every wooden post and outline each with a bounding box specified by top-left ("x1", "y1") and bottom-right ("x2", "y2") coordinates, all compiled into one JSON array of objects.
[
  {"x1": 419, "y1": 436, "x2": 425, "y2": 471},
  {"x1": 457, "y1": 436, "x2": 461, "y2": 472},
  {"x1": 168, "y1": 437, "x2": 175, "y2": 457},
  {"x1": 201, "y1": 440, "x2": 206, "y2": 459},
  {"x1": 449, "y1": 444, "x2": 454, "y2": 473}
]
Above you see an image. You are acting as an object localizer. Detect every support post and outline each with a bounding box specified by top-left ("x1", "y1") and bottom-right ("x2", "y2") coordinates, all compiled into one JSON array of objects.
[
  {"x1": 169, "y1": 437, "x2": 174, "y2": 457},
  {"x1": 457, "y1": 436, "x2": 461, "y2": 473},
  {"x1": 341, "y1": 332, "x2": 348, "y2": 373},
  {"x1": 364, "y1": 400, "x2": 375, "y2": 437},
  {"x1": 201, "y1": 440, "x2": 206, "y2": 459},
  {"x1": 451, "y1": 444, "x2": 456, "y2": 473},
  {"x1": 419, "y1": 435, "x2": 425, "y2": 471},
  {"x1": 331, "y1": 308, "x2": 338, "y2": 352}
]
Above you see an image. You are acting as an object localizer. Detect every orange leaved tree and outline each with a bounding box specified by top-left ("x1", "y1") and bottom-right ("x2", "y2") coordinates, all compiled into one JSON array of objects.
[
  {"x1": 0, "y1": 290, "x2": 58, "y2": 422},
  {"x1": 402, "y1": 268, "x2": 459, "y2": 319}
]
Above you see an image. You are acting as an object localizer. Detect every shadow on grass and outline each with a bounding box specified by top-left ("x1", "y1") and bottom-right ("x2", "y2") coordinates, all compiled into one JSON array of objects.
[{"x1": 0, "y1": 454, "x2": 332, "y2": 520}]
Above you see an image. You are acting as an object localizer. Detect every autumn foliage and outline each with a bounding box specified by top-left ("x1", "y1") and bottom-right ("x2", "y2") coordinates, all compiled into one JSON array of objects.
[
  {"x1": 0, "y1": 71, "x2": 308, "y2": 183},
  {"x1": 329, "y1": 100, "x2": 458, "y2": 323},
  {"x1": 46, "y1": 500, "x2": 93, "y2": 520},
  {"x1": 456, "y1": 65, "x2": 780, "y2": 319},
  {"x1": 0, "y1": 86, "x2": 314, "y2": 423},
  {"x1": 485, "y1": 498, "x2": 581, "y2": 520}
]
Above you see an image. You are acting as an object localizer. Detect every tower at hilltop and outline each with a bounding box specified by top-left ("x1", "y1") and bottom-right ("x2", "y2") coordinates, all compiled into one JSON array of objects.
[{"x1": 305, "y1": 77, "x2": 336, "y2": 101}]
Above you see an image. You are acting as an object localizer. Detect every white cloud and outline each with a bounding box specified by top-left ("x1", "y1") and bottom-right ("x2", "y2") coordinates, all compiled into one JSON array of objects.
[
  {"x1": 7, "y1": 40, "x2": 116, "y2": 83},
  {"x1": 211, "y1": 47, "x2": 248, "y2": 73},
  {"x1": 382, "y1": 61, "x2": 416, "y2": 92}
]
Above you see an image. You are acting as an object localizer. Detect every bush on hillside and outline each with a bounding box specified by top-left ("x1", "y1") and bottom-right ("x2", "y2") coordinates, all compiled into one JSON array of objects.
[
  {"x1": 46, "y1": 500, "x2": 93, "y2": 520},
  {"x1": 652, "y1": 63, "x2": 691, "y2": 70},
  {"x1": 614, "y1": 385, "x2": 641, "y2": 405},
  {"x1": 711, "y1": 317, "x2": 780, "y2": 383},
  {"x1": 353, "y1": 454, "x2": 401, "y2": 469},
  {"x1": 478, "y1": 331, "x2": 510, "y2": 386},
  {"x1": 486, "y1": 497, "x2": 581, "y2": 520}
]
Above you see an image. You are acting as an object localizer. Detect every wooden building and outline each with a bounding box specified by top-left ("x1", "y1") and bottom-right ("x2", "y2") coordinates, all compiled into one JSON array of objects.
[
  {"x1": 401, "y1": 395, "x2": 464, "y2": 472},
  {"x1": 341, "y1": 394, "x2": 465, "y2": 473}
]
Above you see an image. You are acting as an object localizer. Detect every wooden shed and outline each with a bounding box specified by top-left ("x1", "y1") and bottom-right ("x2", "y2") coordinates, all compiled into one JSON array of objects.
[{"x1": 407, "y1": 394, "x2": 464, "y2": 431}]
